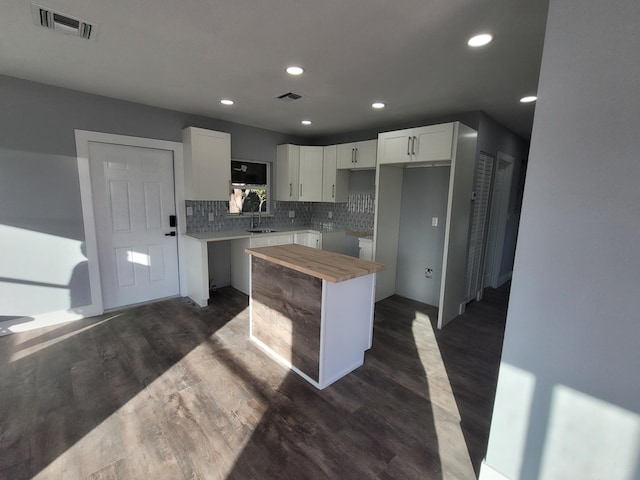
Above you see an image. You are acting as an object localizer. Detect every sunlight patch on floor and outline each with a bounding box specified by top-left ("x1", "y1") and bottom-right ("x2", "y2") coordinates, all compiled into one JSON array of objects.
[
  {"x1": 10, "y1": 315, "x2": 121, "y2": 362},
  {"x1": 412, "y1": 310, "x2": 476, "y2": 479}
]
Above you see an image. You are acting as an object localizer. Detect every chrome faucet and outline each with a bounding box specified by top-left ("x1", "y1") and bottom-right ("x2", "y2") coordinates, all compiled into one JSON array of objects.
[{"x1": 251, "y1": 209, "x2": 261, "y2": 229}]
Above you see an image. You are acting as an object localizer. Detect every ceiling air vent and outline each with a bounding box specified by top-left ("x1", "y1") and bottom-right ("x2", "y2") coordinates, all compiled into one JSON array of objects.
[
  {"x1": 276, "y1": 92, "x2": 302, "y2": 102},
  {"x1": 31, "y1": 3, "x2": 97, "y2": 40}
]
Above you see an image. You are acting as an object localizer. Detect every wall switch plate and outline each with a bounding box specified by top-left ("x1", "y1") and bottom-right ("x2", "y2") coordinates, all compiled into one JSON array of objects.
[
  {"x1": 208, "y1": 212, "x2": 215, "y2": 221},
  {"x1": 288, "y1": 210, "x2": 295, "y2": 218},
  {"x1": 328, "y1": 211, "x2": 333, "y2": 219},
  {"x1": 432, "y1": 217, "x2": 438, "y2": 227},
  {"x1": 425, "y1": 268, "x2": 433, "y2": 279},
  {"x1": 186, "y1": 206, "x2": 193, "y2": 216}
]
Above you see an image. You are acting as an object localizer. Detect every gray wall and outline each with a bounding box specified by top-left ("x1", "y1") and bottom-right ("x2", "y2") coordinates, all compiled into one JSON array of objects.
[
  {"x1": 476, "y1": 112, "x2": 530, "y2": 281},
  {"x1": 395, "y1": 167, "x2": 450, "y2": 306},
  {"x1": 0, "y1": 74, "x2": 303, "y2": 316},
  {"x1": 481, "y1": 1, "x2": 640, "y2": 479}
]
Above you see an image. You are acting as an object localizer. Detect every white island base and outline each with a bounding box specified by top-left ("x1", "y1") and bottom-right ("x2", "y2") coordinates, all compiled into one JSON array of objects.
[{"x1": 246, "y1": 244, "x2": 384, "y2": 389}]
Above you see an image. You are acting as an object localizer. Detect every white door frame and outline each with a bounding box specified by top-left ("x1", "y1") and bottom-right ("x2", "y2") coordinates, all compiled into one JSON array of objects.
[{"x1": 75, "y1": 130, "x2": 186, "y2": 316}]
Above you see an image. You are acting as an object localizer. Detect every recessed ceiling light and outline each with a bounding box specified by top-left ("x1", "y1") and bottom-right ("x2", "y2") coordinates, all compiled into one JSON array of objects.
[
  {"x1": 220, "y1": 99, "x2": 234, "y2": 105},
  {"x1": 371, "y1": 102, "x2": 386, "y2": 109},
  {"x1": 301, "y1": 120, "x2": 312, "y2": 125},
  {"x1": 468, "y1": 33, "x2": 493, "y2": 47},
  {"x1": 520, "y1": 96, "x2": 537, "y2": 103},
  {"x1": 286, "y1": 66, "x2": 304, "y2": 75}
]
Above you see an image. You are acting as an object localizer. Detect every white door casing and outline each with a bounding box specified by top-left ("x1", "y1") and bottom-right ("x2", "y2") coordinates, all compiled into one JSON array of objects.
[
  {"x1": 75, "y1": 130, "x2": 186, "y2": 316},
  {"x1": 89, "y1": 142, "x2": 179, "y2": 309}
]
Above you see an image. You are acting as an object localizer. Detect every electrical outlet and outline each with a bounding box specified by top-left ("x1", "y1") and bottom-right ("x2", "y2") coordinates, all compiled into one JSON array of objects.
[
  {"x1": 288, "y1": 210, "x2": 295, "y2": 218},
  {"x1": 186, "y1": 206, "x2": 193, "y2": 216},
  {"x1": 208, "y1": 212, "x2": 215, "y2": 221},
  {"x1": 432, "y1": 217, "x2": 438, "y2": 227},
  {"x1": 425, "y1": 268, "x2": 433, "y2": 279},
  {"x1": 328, "y1": 211, "x2": 333, "y2": 219}
]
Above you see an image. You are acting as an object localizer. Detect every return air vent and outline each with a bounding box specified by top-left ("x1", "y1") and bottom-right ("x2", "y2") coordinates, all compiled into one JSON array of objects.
[
  {"x1": 31, "y1": 3, "x2": 97, "y2": 40},
  {"x1": 276, "y1": 92, "x2": 302, "y2": 101}
]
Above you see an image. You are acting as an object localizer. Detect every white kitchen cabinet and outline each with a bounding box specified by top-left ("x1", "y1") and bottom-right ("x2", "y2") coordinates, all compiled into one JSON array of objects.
[
  {"x1": 299, "y1": 146, "x2": 323, "y2": 201},
  {"x1": 358, "y1": 237, "x2": 373, "y2": 261},
  {"x1": 377, "y1": 123, "x2": 454, "y2": 165},
  {"x1": 276, "y1": 145, "x2": 323, "y2": 202},
  {"x1": 322, "y1": 145, "x2": 349, "y2": 202},
  {"x1": 182, "y1": 127, "x2": 231, "y2": 200},
  {"x1": 295, "y1": 232, "x2": 321, "y2": 249},
  {"x1": 276, "y1": 144, "x2": 300, "y2": 201},
  {"x1": 337, "y1": 140, "x2": 377, "y2": 170}
]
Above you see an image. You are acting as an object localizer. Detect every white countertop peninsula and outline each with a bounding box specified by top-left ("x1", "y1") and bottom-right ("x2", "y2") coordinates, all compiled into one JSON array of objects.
[{"x1": 183, "y1": 226, "x2": 348, "y2": 306}]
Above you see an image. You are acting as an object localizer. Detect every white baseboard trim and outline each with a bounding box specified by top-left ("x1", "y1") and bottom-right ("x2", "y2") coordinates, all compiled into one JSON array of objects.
[
  {"x1": 479, "y1": 461, "x2": 510, "y2": 480},
  {"x1": 0, "y1": 305, "x2": 102, "y2": 336}
]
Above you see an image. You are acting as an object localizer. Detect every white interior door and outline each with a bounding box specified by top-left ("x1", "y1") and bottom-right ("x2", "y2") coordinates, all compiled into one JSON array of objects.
[
  {"x1": 483, "y1": 152, "x2": 514, "y2": 289},
  {"x1": 89, "y1": 142, "x2": 179, "y2": 309},
  {"x1": 465, "y1": 152, "x2": 495, "y2": 303}
]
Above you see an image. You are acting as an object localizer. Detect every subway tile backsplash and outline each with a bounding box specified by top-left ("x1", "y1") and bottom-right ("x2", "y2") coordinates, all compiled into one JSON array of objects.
[{"x1": 185, "y1": 193, "x2": 374, "y2": 234}]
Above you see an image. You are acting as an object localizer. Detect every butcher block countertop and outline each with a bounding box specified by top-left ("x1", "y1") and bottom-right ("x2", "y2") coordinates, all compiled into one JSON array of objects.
[{"x1": 245, "y1": 243, "x2": 385, "y2": 283}]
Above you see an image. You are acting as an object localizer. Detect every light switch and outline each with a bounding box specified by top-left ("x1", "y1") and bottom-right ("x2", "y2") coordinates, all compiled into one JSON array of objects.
[
  {"x1": 432, "y1": 217, "x2": 438, "y2": 227},
  {"x1": 208, "y1": 212, "x2": 215, "y2": 221},
  {"x1": 186, "y1": 206, "x2": 193, "y2": 216},
  {"x1": 288, "y1": 211, "x2": 295, "y2": 218}
]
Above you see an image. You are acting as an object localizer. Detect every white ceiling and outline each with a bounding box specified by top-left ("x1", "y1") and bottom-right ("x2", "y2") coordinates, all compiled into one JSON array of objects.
[{"x1": 0, "y1": 0, "x2": 548, "y2": 139}]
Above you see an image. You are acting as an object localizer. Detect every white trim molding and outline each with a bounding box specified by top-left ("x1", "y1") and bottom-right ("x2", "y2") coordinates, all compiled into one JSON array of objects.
[
  {"x1": 74, "y1": 130, "x2": 185, "y2": 318},
  {"x1": 479, "y1": 461, "x2": 511, "y2": 480}
]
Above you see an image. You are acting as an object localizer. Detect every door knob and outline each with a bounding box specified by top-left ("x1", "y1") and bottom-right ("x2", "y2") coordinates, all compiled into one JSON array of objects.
[{"x1": 165, "y1": 232, "x2": 176, "y2": 237}]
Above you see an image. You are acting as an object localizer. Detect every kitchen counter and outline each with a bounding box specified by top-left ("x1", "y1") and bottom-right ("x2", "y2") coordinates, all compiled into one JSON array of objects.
[
  {"x1": 246, "y1": 243, "x2": 384, "y2": 389},
  {"x1": 186, "y1": 226, "x2": 344, "y2": 243},
  {"x1": 183, "y1": 227, "x2": 351, "y2": 306},
  {"x1": 245, "y1": 243, "x2": 384, "y2": 283}
]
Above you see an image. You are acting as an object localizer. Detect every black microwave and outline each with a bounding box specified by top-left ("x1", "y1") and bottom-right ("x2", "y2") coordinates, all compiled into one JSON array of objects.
[{"x1": 231, "y1": 160, "x2": 267, "y2": 185}]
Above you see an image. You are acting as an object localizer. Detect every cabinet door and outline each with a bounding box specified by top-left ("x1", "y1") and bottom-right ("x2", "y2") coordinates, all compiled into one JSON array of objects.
[
  {"x1": 322, "y1": 146, "x2": 349, "y2": 202},
  {"x1": 183, "y1": 127, "x2": 231, "y2": 200},
  {"x1": 352, "y1": 140, "x2": 377, "y2": 169},
  {"x1": 322, "y1": 145, "x2": 337, "y2": 202},
  {"x1": 377, "y1": 129, "x2": 413, "y2": 165},
  {"x1": 276, "y1": 144, "x2": 300, "y2": 201},
  {"x1": 295, "y1": 232, "x2": 321, "y2": 249},
  {"x1": 336, "y1": 142, "x2": 356, "y2": 169},
  {"x1": 358, "y1": 238, "x2": 374, "y2": 261},
  {"x1": 299, "y1": 146, "x2": 323, "y2": 202},
  {"x1": 270, "y1": 234, "x2": 295, "y2": 245},
  {"x1": 413, "y1": 123, "x2": 454, "y2": 163}
]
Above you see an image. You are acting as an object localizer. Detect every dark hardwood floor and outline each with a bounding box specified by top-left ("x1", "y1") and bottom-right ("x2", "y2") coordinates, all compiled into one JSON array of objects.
[{"x1": 0, "y1": 284, "x2": 508, "y2": 480}]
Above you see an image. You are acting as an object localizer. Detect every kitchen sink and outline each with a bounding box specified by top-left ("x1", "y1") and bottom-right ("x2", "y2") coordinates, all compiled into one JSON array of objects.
[{"x1": 246, "y1": 229, "x2": 278, "y2": 234}]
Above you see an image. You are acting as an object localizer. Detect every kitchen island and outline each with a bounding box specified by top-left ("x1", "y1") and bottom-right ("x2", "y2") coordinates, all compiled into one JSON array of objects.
[{"x1": 245, "y1": 243, "x2": 385, "y2": 389}]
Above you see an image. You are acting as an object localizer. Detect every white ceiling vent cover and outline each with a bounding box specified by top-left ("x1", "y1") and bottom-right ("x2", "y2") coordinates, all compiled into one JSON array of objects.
[{"x1": 31, "y1": 3, "x2": 97, "y2": 40}]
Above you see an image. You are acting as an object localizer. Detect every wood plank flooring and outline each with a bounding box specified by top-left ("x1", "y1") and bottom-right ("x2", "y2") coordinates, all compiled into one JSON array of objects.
[{"x1": 0, "y1": 284, "x2": 508, "y2": 480}]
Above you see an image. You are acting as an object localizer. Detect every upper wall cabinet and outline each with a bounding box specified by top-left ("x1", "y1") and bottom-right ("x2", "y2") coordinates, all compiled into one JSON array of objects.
[
  {"x1": 322, "y1": 145, "x2": 349, "y2": 203},
  {"x1": 337, "y1": 140, "x2": 377, "y2": 170},
  {"x1": 299, "y1": 146, "x2": 323, "y2": 202},
  {"x1": 276, "y1": 144, "x2": 300, "y2": 201},
  {"x1": 377, "y1": 123, "x2": 454, "y2": 165},
  {"x1": 183, "y1": 127, "x2": 231, "y2": 200},
  {"x1": 276, "y1": 145, "x2": 324, "y2": 202}
]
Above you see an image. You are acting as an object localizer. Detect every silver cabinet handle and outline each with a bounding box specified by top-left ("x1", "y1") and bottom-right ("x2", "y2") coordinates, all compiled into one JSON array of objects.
[
  {"x1": 300, "y1": 183, "x2": 302, "y2": 196},
  {"x1": 355, "y1": 147, "x2": 358, "y2": 163},
  {"x1": 332, "y1": 184, "x2": 335, "y2": 198},
  {"x1": 412, "y1": 136, "x2": 417, "y2": 156},
  {"x1": 289, "y1": 183, "x2": 292, "y2": 196},
  {"x1": 407, "y1": 137, "x2": 411, "y2": 156},
  {"x1": 351, "y1": 148, "x2": 355, "y2": 163}
]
